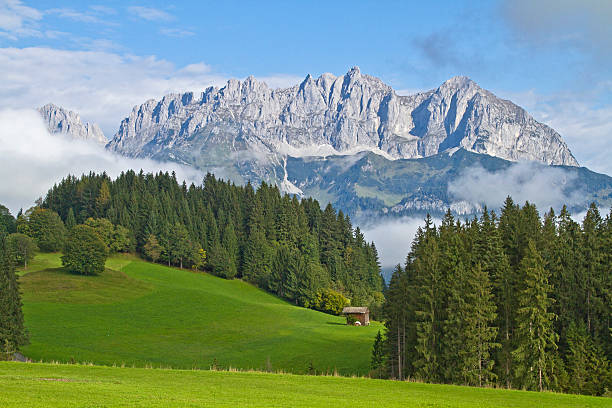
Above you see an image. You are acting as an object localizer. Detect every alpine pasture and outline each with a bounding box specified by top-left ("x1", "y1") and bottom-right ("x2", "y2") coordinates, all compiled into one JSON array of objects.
[{"x1": 19, "y1": 253, "x2": 381, "y2": 375}]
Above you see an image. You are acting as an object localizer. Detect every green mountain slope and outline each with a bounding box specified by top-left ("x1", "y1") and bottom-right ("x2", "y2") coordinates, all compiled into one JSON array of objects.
[
  {"x1": 20, "y1": 254, "x2": 381, "y2": 375},
  {"x1": 287, "y1": 149, "x2": 612, "y2": 217}
]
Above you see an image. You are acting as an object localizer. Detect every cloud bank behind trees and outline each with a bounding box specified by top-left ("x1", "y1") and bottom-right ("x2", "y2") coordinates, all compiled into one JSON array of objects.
[
  {"x1": 0, "y1": 108, "x2": 203, "y2": 215},
  {"x1": 448, "y1": 161, "x2": 585, "y2": 212}
]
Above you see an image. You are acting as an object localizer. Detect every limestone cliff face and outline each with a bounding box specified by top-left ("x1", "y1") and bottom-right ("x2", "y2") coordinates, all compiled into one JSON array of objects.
[
  {"x1": 106, "y1": 67, "x2": 578, "y2": 167},
  {"x1": 38, "y1": 103, "x2": 106, "y2": 144}
]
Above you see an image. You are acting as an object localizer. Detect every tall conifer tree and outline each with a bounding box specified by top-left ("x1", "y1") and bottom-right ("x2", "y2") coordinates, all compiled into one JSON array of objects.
[{"x1": 512, "y1": 240, "x2": 558, "y2": 391}]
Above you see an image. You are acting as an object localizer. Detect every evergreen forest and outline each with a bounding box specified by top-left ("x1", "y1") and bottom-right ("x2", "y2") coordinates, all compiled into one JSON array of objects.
[
  {"x1": 381, "y1": 199, "x2": 611, "y2": 395},
  {"x1": 37, "y1": 171, "x2": 385, "y2": 315}
]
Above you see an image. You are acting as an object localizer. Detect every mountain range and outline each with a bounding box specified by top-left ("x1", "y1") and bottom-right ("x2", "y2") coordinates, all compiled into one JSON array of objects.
[
  {"x1": 38, "y1": 103, "x2": 106, "y2": 145},
  {"x1": 38, "y1": 68, "x2": 612, "y2": 218}
]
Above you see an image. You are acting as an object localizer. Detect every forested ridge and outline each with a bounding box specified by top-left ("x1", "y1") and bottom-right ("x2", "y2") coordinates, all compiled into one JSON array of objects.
[
  {"x1": 381, "y1": 198, "x2": 611, "y2": 395},
  {"x1": 38, "y1": 171, "x2": 384, "y2": 314}
]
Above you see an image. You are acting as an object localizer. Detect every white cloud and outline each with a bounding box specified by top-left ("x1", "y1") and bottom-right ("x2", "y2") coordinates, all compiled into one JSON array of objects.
[
  {"x1": 501, "y1": 0, "x2": 612, "y2": 58},
  {"x1": 45, "y1": 8, "x2": 111, "y2": 24},
  {"x1": 88, "y1": 5, "x2": 116, "y2": 15},
  {"x1": 448, "y1": 162, "x2": 585, "y2": 212},
  {"x1": 0, "y1": 108, "x2": 203, "y2": 215},
  {"x1": 499, "y1": 83, "x2": 612, "y2": 176},
  {"x1": 127, "y1": 6, "x2": 173, "y2": 22},
  {"x1": 362, "y1": 216, "x2": 439, "y2": 268},
  {"x1": 0, "y1": 0, "x2": 42, "y2": 40},
  {"x1": 160, "y1": 28, "x2": 195, "y2": 38},
  {"x1": 0, "y1": 47, "x2": 303, "y2": 137}
]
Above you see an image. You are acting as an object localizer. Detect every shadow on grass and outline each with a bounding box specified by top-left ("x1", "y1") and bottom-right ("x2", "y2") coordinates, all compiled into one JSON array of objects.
[{"x1": 326, "y1": 322, "x2": 347, "y2": 326}]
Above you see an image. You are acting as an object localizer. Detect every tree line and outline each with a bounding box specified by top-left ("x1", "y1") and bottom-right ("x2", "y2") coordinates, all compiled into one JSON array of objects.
[
  {"x1": 0, "y1": 205, "x2": 27, "y2": 358},
  {"x1": 38, "y1": 171, "x2": 384, "y2": 315},
  {"x1": 379, "y1": 198, "x2": 611, "y2": 395}
]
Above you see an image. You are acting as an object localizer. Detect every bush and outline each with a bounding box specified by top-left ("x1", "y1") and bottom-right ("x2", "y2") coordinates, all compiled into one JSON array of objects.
[
  {"x1": 6, "y1": 233, "x2": 38, "y2": 269},
  {"x1": 313, "y1": 288, "x2": 350, "y2": 315},
  {"x1": 62, "y1": 225, "x2": 107, "y2": 275},
  {"x1": 19, "y1": 208, "x2": 66, "y2": 252},
  {"x1": 84, "y1": 218, "x2": 132, "y2": 253}
]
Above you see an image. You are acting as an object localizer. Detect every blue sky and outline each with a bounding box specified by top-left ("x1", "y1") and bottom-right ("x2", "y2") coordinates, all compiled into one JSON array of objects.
[{"x1": 0, "y1": 0, "x2": 611, "y2": 173}]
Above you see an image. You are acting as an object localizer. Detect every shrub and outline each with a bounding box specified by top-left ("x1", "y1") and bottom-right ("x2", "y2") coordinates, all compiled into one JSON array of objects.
[
  {"x1": 20, "y1": 208, "x2": 66, "y2": 252},
  {"x1": 6, "y1": 233, "x2": 38, "y2": 269},
  {"x1": 313, "y1": 288, "x2": 350, "y2": 315},
  {"x1": 62, "y1": 225, "x2": 107, "y2": 275}
]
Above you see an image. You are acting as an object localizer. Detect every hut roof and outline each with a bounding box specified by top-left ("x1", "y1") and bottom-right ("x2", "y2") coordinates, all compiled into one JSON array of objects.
[{"x1": 342, "y1": 307, "x2": 369, "y2": 314}]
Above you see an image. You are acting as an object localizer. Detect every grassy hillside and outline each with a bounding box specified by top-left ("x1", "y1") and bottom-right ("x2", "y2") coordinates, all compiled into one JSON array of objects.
[
  {"x1": 19, "y1": 254, "x2": 382, "y2": 375},
  {"x1": 1, "y1": 362, "x2": 608, "y2": 408}
]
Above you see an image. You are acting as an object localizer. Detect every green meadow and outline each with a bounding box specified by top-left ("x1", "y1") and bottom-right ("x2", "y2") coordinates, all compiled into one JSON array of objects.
[
  {"x1": 18, "y1": 254, "x2": 381, "y2": 375},
  {"x1": 0, "y1": 362, "x2": 608, "y2": 408}
]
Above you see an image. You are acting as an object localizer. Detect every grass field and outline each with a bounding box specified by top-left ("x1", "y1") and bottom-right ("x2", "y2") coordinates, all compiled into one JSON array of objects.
[
  {"x1": 0, "y1": 362, "x2": 608, "y2": 408},
  {"x1": 18, "y1": 253, "x2": 382, "y2": 375}
]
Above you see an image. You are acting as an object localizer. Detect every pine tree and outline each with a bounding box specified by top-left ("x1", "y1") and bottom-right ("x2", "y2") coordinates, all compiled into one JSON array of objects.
[
  {"x1": 221, "y1": 220, "x2": 238, "y2": 278},
  {"x1": 371, "y1": 330, "x2": 386, "y2": 378},
  {"x1": 476, "y1": 209, "x2": 514, "y2": 387},
  {"x1": 383, "y1": 264, "x2": 409, "y2": 380},
  {"x1": 554, "y1": 206, "x2": 584, "y2": 354},
  {"x1": 0, "y1": 205, "x2": 16, "y2": 236},
  {"x1": 581, "y1": 204, "x2": 607, "y2": 343},
  {"x1": 413, "y1": 216, "x2": 442, "y2": 382},
  {"x1": 439, "y1": 211, "x2": 465, "y2": 383},
  {"x1": 0, "y1": 235, "x2": 28, "y2": 357},
  {"x1": 169, "y1": 222, "x2": 194, "y2": 269},
  {"x1": 565, "y1": 323, "x2": 611, "y2": 396},
  {"x1": 461, "y1": 263, "x2": 499, "y2": 386},
  {"x1": 512, "y1": 240, "x2": 558, "y2": 391},
  {"x1": 65, "y1": 208, "x2": 76, "y2": 229}
]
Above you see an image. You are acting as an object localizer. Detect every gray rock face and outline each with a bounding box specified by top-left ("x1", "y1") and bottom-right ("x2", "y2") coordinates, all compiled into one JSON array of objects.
[
  {"x1": 38, "y1": 103, "x2": 106, "y2": 144},
  {"x1": 106, "y1": 67, "x2": 578, "y2": 167}
]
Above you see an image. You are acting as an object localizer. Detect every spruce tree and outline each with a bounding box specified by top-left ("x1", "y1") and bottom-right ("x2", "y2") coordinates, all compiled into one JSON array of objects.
[
  {"x1": 383, "y1": 264, "x2": 409, "y2": 380},
  {"x1": 413, "y1": 216, "x2": 442, "y2": 382},
  {"x1": 461, "y1": 263, "x2": 499, "y2": 386},
  {"x1": 0, "y1": 235, "x2": 27, "y2": 357},
  {"x1": 371, "y1": 330, "x2": 386, "y2": 378},
  {"x1": 0, "y1": 205, "x2": 16, "y2": 235},
  {"x1": 439, "y1": 211, "x2": 465, "y2": 383},
  {"x1": 512, "y1": 240, "x2": 558, "y2": 391},
  {"x1": 65, "y1": 208, "x2": 76, "y2": 229},
  {"x1": 477, "y1": 210, "x2": 514, "y2": 387},
  {"x1": 221, "y1": 220, "x2": 238, "y2": 278},
  {"x1": 581, "y1": 204, "x2": 606, "y2": 342},
  {"x1": 565, "y1": 323, "x2": 611, "y2": 396},
  {"x1": 554, "y1": 206, "x2": 584, "y2": 353},
  {"x1": 169, "y1": 222, "x2": 194, "y2": 269}
]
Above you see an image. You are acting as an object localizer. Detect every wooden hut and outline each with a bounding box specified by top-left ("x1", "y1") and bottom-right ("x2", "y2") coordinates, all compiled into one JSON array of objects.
[{"x1": 342, "y1": 307, "x2": 370, "y2": 326}]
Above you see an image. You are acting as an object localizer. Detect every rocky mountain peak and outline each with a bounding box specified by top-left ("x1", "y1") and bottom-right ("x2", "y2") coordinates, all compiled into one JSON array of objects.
[
  {"x1": 440, "y1": 75, "x2": 477, "y2": 90},
  {"x1": 38, "y1": 103, "x2": 106, "y2": 144},
  {"x1": 107, "y1": 68, "x2": 579, "y2": 168}
]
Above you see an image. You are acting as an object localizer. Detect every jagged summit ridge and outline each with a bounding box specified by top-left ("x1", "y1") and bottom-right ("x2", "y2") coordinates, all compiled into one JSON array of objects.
[
  {"x1": 106, "y1": 67, "x2": 578, "y2": 167},
  {"x1": 38, "y1": 103, "x2": 106, "y2": 144}
]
